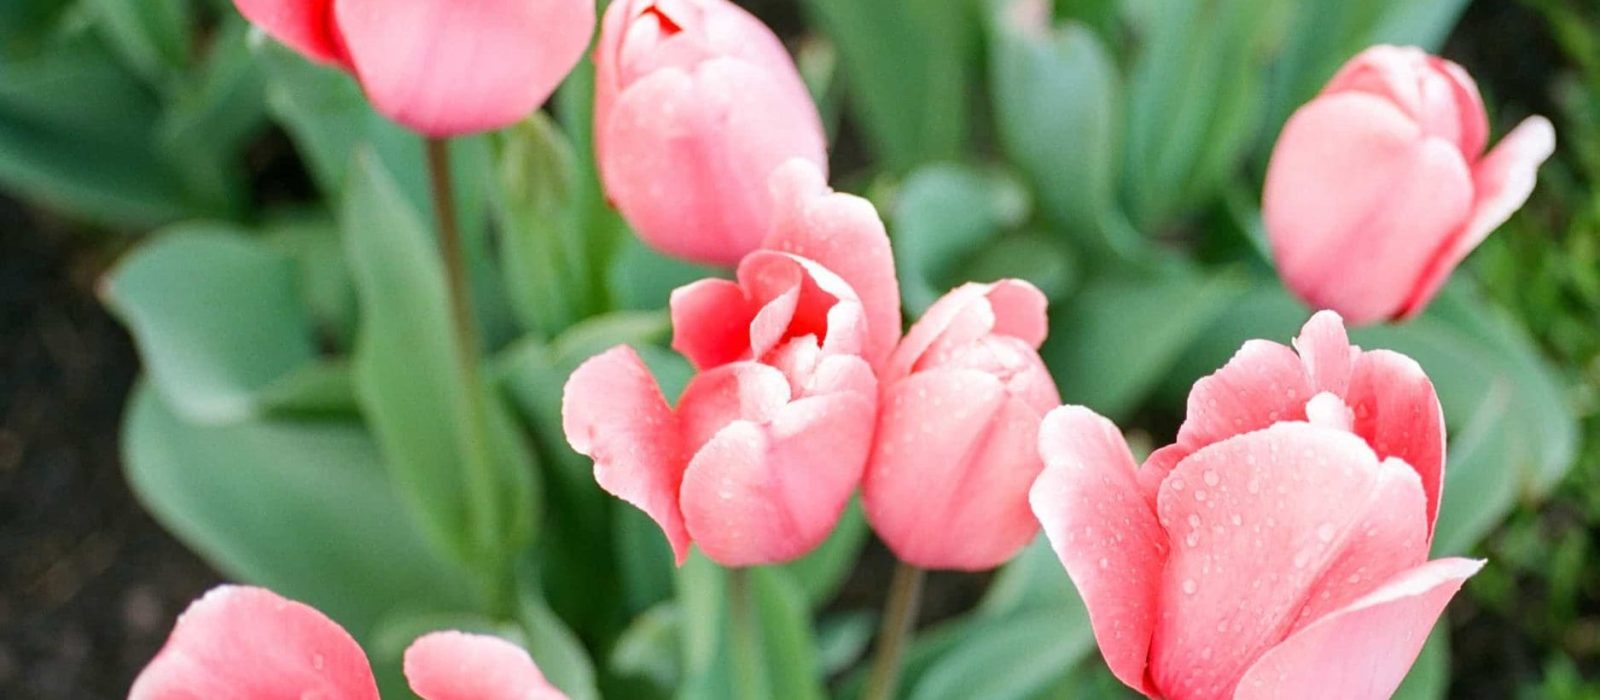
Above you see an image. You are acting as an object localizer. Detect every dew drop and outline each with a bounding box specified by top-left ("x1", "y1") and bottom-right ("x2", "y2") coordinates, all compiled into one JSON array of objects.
[
  {"x1": 1203, "y1": 470, "x2": 1220, "y2": 487},
  {"x1": 1182, "y1": 578, "x2": 1198, "y2": 595}
]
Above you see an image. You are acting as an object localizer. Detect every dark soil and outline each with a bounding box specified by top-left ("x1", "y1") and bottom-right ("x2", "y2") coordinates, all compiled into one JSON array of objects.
[{"x1": 0, "y1": 198, "x2": 219, "y2": 699}]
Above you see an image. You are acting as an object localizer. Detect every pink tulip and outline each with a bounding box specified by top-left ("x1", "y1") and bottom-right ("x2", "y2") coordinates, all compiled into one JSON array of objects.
[
  {"x1": 1264, "y1": 45, "x2": 1555, "y2": 324},
  {"x1": 232, "y1": 0, "x2": 594, "y2": 136},
  {"x1": 594, "y1": 0, "x2": 828, "y2": 265},
  {"x1": 1031, "y1": 311, "x2": 1476, "y2": 699},
  {"x1": 129, "y1": 585, "x2": 566, "y2": 700},
  {"x1": 862, "y1": 280, "x2": 1060, "y2": 571},
  {"x1": 563, "y1": 162, "x2": 898, "y2": 566}
]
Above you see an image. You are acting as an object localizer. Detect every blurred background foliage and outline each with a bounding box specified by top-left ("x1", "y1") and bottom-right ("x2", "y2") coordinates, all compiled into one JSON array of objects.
[{"x1": 0, "y1": 0, "x2": 1596, "y2": 697}]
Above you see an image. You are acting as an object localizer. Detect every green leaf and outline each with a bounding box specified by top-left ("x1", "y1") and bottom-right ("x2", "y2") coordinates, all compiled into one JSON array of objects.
[
  {"x1": 494, "y1": 113, "x2": 593, "y2": 337},
  {"x1": 674, "y1": 559, "x2": 826, "y2": 700},
  {"x1": 123, "y1": 385, "x2": 478, "y2": 640},
  {"x1": 782, "y1": 498, "x2": 869, "y2": 609},
  {"x1": 156, "y1": 18, "x2": 268, "y2": 215},
  {"x1": 612, "y1": 604, "x2": 683, "y2": 691},
  {"x1": 519, "y1": 594, "x2": 602, "y2": 700},
  {"x1": 341, "y1": 154, "x2": 538, "y2": 576},
  {"x1": 607, "y1": 235, "x2": 723, "y2": 313},
  {"x1": 906, "y1": 604, "x2": 1096, "y2": 700},
  {"x1": 890, "y1": 164, "x2": 1032, "y2": 314},
  {"x1": 989, "y1": 4, "x2": 1125, "y2": 249},
  {"x1": 1045, "y1": 265, "x2": 1245, "y2": 420},
  {"x1": 85, "y1": 0, "x2": 190, "y2": 83},
  {"x1": 1392, "y1": 623, "x2": 1451, "y2": 700},
  {"x1": 103, "y1": 223, "x2": 318, "y2": 423}
]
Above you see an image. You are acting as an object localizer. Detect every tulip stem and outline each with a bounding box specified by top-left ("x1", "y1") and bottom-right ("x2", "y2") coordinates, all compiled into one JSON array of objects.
[
  {"x1": 425, "y1": 138, "x2": 509, "y2": 613},
  {"x1": 727, "y1": 567, "x2": 772, "y2": 699},
  {"x1": 864, "y1": 561, "x2": 926, "y2": 700}
]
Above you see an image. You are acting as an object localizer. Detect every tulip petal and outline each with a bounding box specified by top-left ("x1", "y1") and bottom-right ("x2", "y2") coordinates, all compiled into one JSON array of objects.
[
  {"x1": 1234, "y1": 558, "x2": 1483, "y2": 700},
  {"x1": 1264, "y1": 92, "x2": 1474, "y2": 324},
  {"x1": 1147, "y1": 423, "x2": 1416, "y2": 700},
  {"x1": 404, "y1": 632, "x2": 566, "y2": 700},
  {"x1": 602, "y1": 59, "x2": 827, "y2": 265},
  {"x1": 563, "y1": 346, "x2": 690, "y2": 564},
  {"x1": 680, "y1": 357, "x2": 875, "y2": 566},
  {"x1": 1291, "y1": 310, "x2": 1356, "y2": 395},
  {"x1": 1032, "y1": 406, "x2": 1167, "y2": 696},
  {"x1": 1171, "y1": 339, "x2": 1312, "y2": 455},
  {"x1": 884, "y1": 280, "x2": 1044, "y2": 382},
  {"x1": 232, "y1": 0, "x2": 346, "y2": 67},
  {"x1": 335, "y1": 0, "x2": 594, "y2": 136},
  {"x1": 129, "y1": 586, "x2": 379, "y2": 700},
  {"x1": 1400, "y1": 115, "x2": 1556, "y2": 318},
  {"x1": 676, "y1": 361, "x2": 791, "y2": 455},
  {"x1": 866, "y1": 369, "x2": 1044, "y2": 570},
  {"x1": 671, "y1": 278, "x2": 756, "y2": 370},
  {"x1": 764, "y1": 160, "x2": 902, "y2": 369},
  {"x1": 1346, "y1": 350, "x2": 1446, "y2": 533}
]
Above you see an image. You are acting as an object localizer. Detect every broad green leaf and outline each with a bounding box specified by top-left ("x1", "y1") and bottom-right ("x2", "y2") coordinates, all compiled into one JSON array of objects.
[
  {"x1": 123, "y1": 385, "x2": 478, "y2": 640},
  {"x1": 607, "y1": 235, "x2": 723, "y2": 312},
  {"x1": 519, "y1": 594, "x2": 602, "y2": 700},
  {"x1": 261, "y1": 211, "x2": 359, "y2": 349},
  {"x1": 612, "y1": 604, "x2": 682, "y2": 691},
  {"x1": 890, "y1": 164, "x2": 1031, "y2": 314},
  {"x1": 341, "y1": 154, "x2": 538, "y2": 577},
  {"x1": 1045, "y1": 265, "x2": 1245, "y2": 420},
  {"x1": 989, "y1": 4, "x2": 1126, "y2": 251},
  {"x1": 103, "y1": 223, "x2": 318, "y2": 423},
  {"x1": 783, "y1": 498, "x2": 870, "y2": 609},
  {"x1": 977, "y1": 536, "x2": 1079, "y2": 617},
  {"x1": 816, "y1": 611, "x2": 875, "y2": 677},
  {"x1": 86, "y1": 0, "x2": 190, "y2": 82},
  {"x1": 494, "y1": 113, "x2": 592, "y2": 337},
  {"x1": 156, "y1": 18, "x2": 268, "y2": 216},
  {"x1": 907, "y1": 603, "x2": 1096, "y2": 700},
  {"x1": 674, "y1": 559, "x2": 825, "y2": 700}
]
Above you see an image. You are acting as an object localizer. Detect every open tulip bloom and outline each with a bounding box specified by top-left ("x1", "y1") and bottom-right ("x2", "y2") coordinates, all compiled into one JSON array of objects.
[
  {"x1": 1032, "y1": 312, "x2": 1479, "y2": 699},
  {"x1": 232, "y1": 0, "x2": 595, "y2": 136},
  {"x1": 563, "y1": 161, "x2": 899, "y2": 567},
  {"x1": 130, "y1": 586, "x2": 566, "y2": 700},
  {"x1": 1265, "y1": 45, "x2": 1555, "y2": 325}
]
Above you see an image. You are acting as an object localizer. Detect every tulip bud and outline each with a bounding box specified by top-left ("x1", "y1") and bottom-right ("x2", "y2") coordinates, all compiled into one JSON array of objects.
[
  {"x1": 1264, "y1": 45, "x2": 1554, "y2": 324},
  {"x1": 863, "y1": 280, "x2": 1059, "y2": 571},
  {"x1": 233, "y1": 0, "x2": 594, "y2": 136},
  {"x1": 594, "y1": 0, "x2": 828, "y2": 266}
]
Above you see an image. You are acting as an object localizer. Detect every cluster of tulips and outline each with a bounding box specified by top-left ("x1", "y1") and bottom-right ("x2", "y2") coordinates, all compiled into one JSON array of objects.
[{"x1": 131, "y1": 0, "x2": 1554, "y2": 699}]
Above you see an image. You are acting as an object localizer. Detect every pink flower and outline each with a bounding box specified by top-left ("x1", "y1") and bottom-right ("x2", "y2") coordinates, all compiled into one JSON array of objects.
[
  {"x1": 129, "y1": 585, "x2": 566, "y2": 700},
  {"x1": 862, "y1": 281, "x2": 1060, "y2": 571},
  {"x1": 1031, "y1": 312, "x2": 1478, "y2": 700},
  {"x1": 594, "y1": 0, "x2": 828, "y2": 265},
  {"x1": 1264, "y1": 45, "x2": 1555, "y2": 324},
  {"x1": 232, "y1": 0, "x2": 594, "y2": 136},
  {"x1": 562, "y1": 162, "x2": 898, "y2": 567}
]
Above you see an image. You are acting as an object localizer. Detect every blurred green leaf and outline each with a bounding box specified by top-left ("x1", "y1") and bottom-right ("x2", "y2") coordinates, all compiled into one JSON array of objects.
[
  {"x1": 607, "y1": 235, "x2": 722, "y2": 312},
  {"x1": 123, "y1": 385, "x2": 478, "y2": 640},
  {"x1": 612, "y1": 603, "x2": 682, "y2": 692},
  {"x1": 341, "y1": 154, "x2": 538, "y2": 576},
  {"x1": 674, "y1": 558, "x2": 826, "y2": 700},
  {"x1": 156, "y1": 18, "x2": 267, "y2": 215},
  {"x1": 519, "y1": 593, "x2": 603, "y2": 700},
  {"x1": 85, "y1": 0, "x2": 190, "y2": 83},
  {"x1": 802, "y1": 0, "x2": 973, "y2": 170},
  {"x1": 782, "y1": 498, "x2": 870, "y2": 610},
  {"x1": 989, "y1": 3, "x2": 1127, "y2": 252},
  {"x1": 890, "y1": 164, "x2": 1033, "y2": 314},
  {"x1": 103, "y1": 223, "x2": 318, "y2": 423},
  {"x1": 907, "y1": 604, "x2": 1095, "y2": 700},
  {"x1": 1393, "y1": 624, "x2": 1451, "y2": 700},
  {"x1": 494, "y1": 113, "x2": 593, "y2": 337},
  {"x1": 1045, "y1": 265, "x2": 1245, "y2": 420}
]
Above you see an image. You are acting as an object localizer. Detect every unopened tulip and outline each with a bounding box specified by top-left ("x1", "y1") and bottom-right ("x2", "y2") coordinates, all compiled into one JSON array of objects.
[
  {"x1": 563, "y1": 162, "x2": 898, "y2": 566},
  {"x1": 863, "y1": 280, "x2": 1059, "y2": 571},
  {"x1": 1031, "y1": 311, "x2": 1474, "y2": 700},
  {"x1": 1264, "y1": 45, "x2": 1555, "y2": 324},
  {"x1": 233, "y1": 0, "x2": 594, "y2": 136},
  {"x1": 131, "y1": 586, "x2": 567, "y2": 700},
  {"x1": 594, "y1": 0, "x2": 828, "y2": 265}
]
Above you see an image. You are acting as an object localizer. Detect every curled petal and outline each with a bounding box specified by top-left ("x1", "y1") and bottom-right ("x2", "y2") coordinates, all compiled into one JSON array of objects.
[
  {"x1": 1292, "y1": 310, "x2": 1357, "y2": 395},
  {"x1": 764, "y1": 160, "x2": 902, "y2": 369},
  {"x1": 563, "y1": 346, "x2": 690, "y2": 564},
  {"x1": 1346, "y1": 350, "x2": 1446, "y2": 534},
  {"x1": 680, "y1": 358, "x2": 875, "y2": 566},
  {"x1": 129, "y1": 586, "x2": 378, "y2": 700},
  {"x1": 676, "y1": 361, "x2": 792, "y2": 455},
  {"x1": 1400, "y1": 115, "x2": 1556, "y2": 318},
  {"x1": 1235, "y1": 558, "x2": 1483, "y2": 700},
  {"x1": 885, "y1": 280, "x2": 1046, "y2": 382},
  {"x1": 1031, "y1": 406, "x2": 1166, "y2": 695},
  {"x1": 335, "y1": 0, "x2": 593, "y2": 136},
  {"x1": 671, "y1": 278, "x2": 756, "y2": 370},
  {"x1": 404, "y1": 632, "x2": 566, "y2": 700}
]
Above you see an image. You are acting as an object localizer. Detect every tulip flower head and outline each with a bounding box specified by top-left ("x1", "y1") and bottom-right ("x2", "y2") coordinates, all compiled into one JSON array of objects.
[
  {"x1": 232, "y1": 0, "x2": 595, "y2": 136},
  {"x1": 1264, "y1": 45, "x2": 1555, "y2": 324},
  {"x1": 863, "y1": 280, "x2": 1060, "y2": 571},
  {"x1": 594, "y1": 0, "x2": 829, "y2": 265},
  {"x1": 563, "y1": 161, "x2": 898, "y2": 567},
  {"x1": 130, "y1": 585, "x2": 566, "y2": 700},
  {"x1": 1032, "y1": 312, "x2": 1478, "y2": 700}
]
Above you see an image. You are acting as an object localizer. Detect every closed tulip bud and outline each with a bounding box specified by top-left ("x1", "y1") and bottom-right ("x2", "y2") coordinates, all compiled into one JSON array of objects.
[
  {"x1": 1032, "y1": 312, "x2": 1476, "y2": 700},
  {"x1": 594, "y1": 0, "x2": 828, "y2": 266},
  {"x1": 863, "y1": 280, "x2": 1060, "y2": 571},
  {"x1": 1264, "y1": 45, "x2": 1555, "y2": 324},
  {"x1": 233, "y1": 0, "x2": 594, "y2": 136}
]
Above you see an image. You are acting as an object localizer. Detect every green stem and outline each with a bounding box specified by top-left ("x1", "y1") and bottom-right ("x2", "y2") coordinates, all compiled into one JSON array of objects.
[
  {"x1": 727, "y1": 567, "x2": 772, "y2": 699},
  {"x1": 863, "y1": 562, "x2": 926, "y2": 700},
  {"x1": 425, "y1": 138, "x2": 509, "y2": 613}
]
